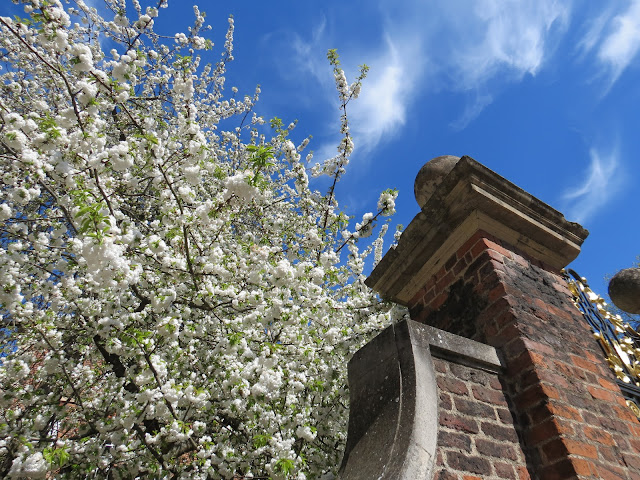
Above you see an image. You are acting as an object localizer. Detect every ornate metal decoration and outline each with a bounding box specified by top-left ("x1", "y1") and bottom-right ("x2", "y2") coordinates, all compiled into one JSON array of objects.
[{"x1": 564, "y1": 269, "x2": 640, "y2": 419}]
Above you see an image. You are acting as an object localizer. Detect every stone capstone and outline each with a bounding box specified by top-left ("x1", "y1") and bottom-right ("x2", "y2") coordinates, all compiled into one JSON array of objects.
[
  {"x1": 414, "y1": 155, "x2": 460, "y2": 208},
  {"x1": 368, "y1": 156, "x2": 589, "y2": 305},
  {"x1": 338, "y1": 320, "x2": 501, "y2": 480},
  {"x1": 608, "y1": 267, "x2": 640, "y2": 314}
]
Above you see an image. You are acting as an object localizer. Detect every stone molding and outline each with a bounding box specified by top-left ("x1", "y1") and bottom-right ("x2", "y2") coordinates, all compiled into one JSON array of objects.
[
  {"x1": 338, "y1": 320, "x2": 500, "y2": 480},
  {"x1": 366, "y1": 156, "x2": 588, "y2": 305}
]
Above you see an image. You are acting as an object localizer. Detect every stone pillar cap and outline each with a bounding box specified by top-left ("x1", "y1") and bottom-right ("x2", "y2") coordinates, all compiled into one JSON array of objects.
[
  {"x1": 609, "y1": 267, "x2": 640, "y2": 314},
  {"x1": 366, "y1": 156, "x2": 589, "y2": 305},
  {"x1": 414, "y1": 155, "x2": 460, "y2": 208}
]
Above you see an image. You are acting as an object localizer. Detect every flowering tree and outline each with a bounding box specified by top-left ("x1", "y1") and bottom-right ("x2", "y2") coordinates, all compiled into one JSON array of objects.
[{"x1": 0, "y1": 1, "x2": 401, "y2": 478}]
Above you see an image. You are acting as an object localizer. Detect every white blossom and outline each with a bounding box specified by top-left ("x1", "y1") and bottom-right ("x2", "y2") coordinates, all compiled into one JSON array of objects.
[{"x1": 0, "y1": 3, "x2": 395, "y2": 479}]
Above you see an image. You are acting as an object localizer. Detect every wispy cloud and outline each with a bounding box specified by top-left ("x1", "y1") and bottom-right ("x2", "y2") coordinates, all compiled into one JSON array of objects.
[
  {"x1": 274, "y1": 0, "x2": 572, "y2": 155},
  {"x1": 419, "y1": 0, "x2": 570, "y2": 126},
  {"x1": 363, "y1": 0, "x2": 571, "y2": 132},
  {"x1": 446, "y1": 0, "x2": 570, "y2": 88},
  {"x1": 579, "y1": 0, "x2": 640, "y2": 90},
  {"x1": 349, "y1": 34, "x2": 423, "y2": 152},
  {"x1": 562, "y1": 147, "x2": 620, "y2": 223},
  {"x1": 450, "y1": 92, "x2": 493, "y2": 131}
]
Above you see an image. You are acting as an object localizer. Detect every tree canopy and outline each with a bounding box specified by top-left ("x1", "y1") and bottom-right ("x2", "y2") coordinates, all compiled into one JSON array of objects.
[{"x1": 0, "y1": 1, "x2": 401, "y2": 478}]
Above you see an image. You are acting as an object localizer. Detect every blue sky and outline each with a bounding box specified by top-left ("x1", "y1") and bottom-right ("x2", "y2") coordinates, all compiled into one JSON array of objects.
[
  {"x1": 4, "y1": 0, "x2": 639, "y2": 299},
  {"x1": 210, "y1": 0, "x2": 639, "y2": 299}
]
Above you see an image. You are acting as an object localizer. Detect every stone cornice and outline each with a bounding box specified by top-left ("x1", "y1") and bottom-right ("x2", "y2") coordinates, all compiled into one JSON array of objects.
[{"x1": 366, "y1": 156, "x2": 589, "y2": 305}]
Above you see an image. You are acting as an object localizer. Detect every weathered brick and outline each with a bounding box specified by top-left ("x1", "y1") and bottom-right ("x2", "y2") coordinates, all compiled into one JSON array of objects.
[
  {"x1": 526, "y1": 417, "x2": 573, "y2": 445},
  {"x1": 494, "y1": 462, "x2": 516, "y2": 479},
  {"x1": 433, "y1": 358, "x2": 448, "y2": 373},
  {"x1": 444, "y1": 253, "x2": 458, "y2": 272},
  {"x1": 439, "y1": 391, "x2": 453, "y2": 411},
  {"x1": 516, "y1": 383, "x2": 561, "y2": 409},
  {"x1": 440, "y1": 412, "x2": 479, "y2": 434},
  {"x1": 517, "y1": 466, "x2": 532, "y2": 480},
  {"x1": 542, "y1": 438, "x2": 598, "y2": 461},
  {"x1": 438, "y1": 430, "x2": 472, "y2": 452},
  {"x1": 455, "y1": 397, "x2": 496, "y2": 418},
  {"x1": 496, "y1": 407, "x2": 513, "y2": 425},
  {"x1": 538, "y1": 458, "x2": 579, "y2": 479},
  {"x1": 437, "y1": 376, "x2": 469, "y2": 396},
  {"x1": 480, "y1": 422, "x2": 519, "y2": 443},
  {"x1": 434, "y1": 469, "x2": 459, "y2": 480},
  {"x1": 446, "y1": 452, "x2": 492, "y2": 475},
  {"x1": 475, "y1": 439, "x2": 517, "y2": 460},
  {"x1": 596, "y1": 464, "x2": 627, "y2": 480},
  {"x1": 472, "y1": 385, "x2": 505, "y2": 404},
  {"x1": 587, "y1": 385, "x2": 619, "y2": 402},
  {"x1": 583, "y1": 425, "x2": 615, "y2": 446}
]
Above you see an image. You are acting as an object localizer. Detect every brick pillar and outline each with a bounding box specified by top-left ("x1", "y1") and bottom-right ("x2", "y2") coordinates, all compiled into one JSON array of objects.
[{"x1": 366, "y1": 156, "x2": 640, "y2": 480}]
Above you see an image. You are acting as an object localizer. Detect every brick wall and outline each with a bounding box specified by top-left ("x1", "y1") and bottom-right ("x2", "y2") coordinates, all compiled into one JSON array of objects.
[
  {"x1": 409, "y1": 229, "x2": 640, "y2": 480},
  {"x1": 433, "y1": 357, "x2": 531, "y2": 480}
]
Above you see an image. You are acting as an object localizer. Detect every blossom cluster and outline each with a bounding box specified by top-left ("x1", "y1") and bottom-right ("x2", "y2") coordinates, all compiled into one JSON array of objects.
[{"x1": 0, "y1": 1, "x2": 401, "y2": 479}]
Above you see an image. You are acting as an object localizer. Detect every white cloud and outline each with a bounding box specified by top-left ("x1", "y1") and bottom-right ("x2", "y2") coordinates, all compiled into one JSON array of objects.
[
  {"x1": 598, "y1": 1, "x2": 640, "y2": 86},
  {"x1": 562, "y1": 147, "x2": 620, "y2": 223},
  {"x1": 448, "y1": 0, "x2": 570, "y2": 88},
  {"x1": 274, "y1": 0, "x2": 572, "y2": 155},
  {"x1": 370, "y1": 0, "x2": 570, "y2": 130},
  {"x1": 579, "y1": 0, "x2": 640, "y2": 89},
  {"x1": 449, "y1": 92, "x2": 493, "y2": 131},
  {"x1": 349, "y1": 34, "x2": 422, "y2": 152}
]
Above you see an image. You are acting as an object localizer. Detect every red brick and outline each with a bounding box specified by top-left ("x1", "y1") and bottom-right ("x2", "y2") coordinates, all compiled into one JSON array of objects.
[
  {"x1": 613, "y1": 404, "x2": 640, "y2": 424},
  {"x1": 569, "y1": 354, "x2": 600, "y2": 374},
  {"x1": 517, "y1": 466, "x2": 531, "y2": 480},
  {"x1": 436, "y1": 271, "x2": 455, "y2": 292},
  {"x1": 598, "y1": 445, "x2": 625, "y2": 466},
  {"x1": 409, "y1": 284, "x2": 428, "y2": 308},
  {"x1": 488, "y1": 283, "x2": 508, "y2": 303},
  {"x1": 516, "y1": 383, "x2": 561, "y2": 409},
  {"x1": 583, "y1": 425, "x2": 615, "y2": 446},
  {"x1": 421, "y1": 286, "x2": 437, "y2": 306},
  {"x1": 587, "y1": 385, "x2": 618, "y2": 402},
  {"x1": 571, "y1": 458, "x2": 598, "y2": 477},
  {"x1": 538, "y1": 458, "x2": 579, "y2": 480},
  {"x1": 564, "y1": 439, "x2": 598, "y2": 459},
  {"x1": 482, "y1": 237, "x2": 513, "y2": 257},
  {"x1": 597, "y1": 377, "x2": 619, "y2": 392},
  {"x1": 494, "y1": 462, "x2": 516, "y2": 479},
  {"x1": 446, "y1": 452, "x2": 491, "y2": 475},
  {"x1": 623, "y1": 452, "x2": 640, "y2": 470},
  {"x1": 520, "y1": 337, "x2": 556, "y2": 357},
  {"x1": 438, "y1": 430, "x2": 472, "y2": 452},
  {"x1": 453, "y1": 257, "x2": 468, "y2": 276},
  {"x1": 456, "y1": 231, "x2": 485, "y2": 259},
  {"x1": 526, "y1": 417, "x2": 574, "y2": 445},
  {"x1": 486, "y1": 248, "x2": 506, "y2": 263},
  {"x1": 470, "y1": 238, "x2": 490, "y2": 259},
  {"x1": 505, "y1": 349, "x2": 545, "y2": 377},
  {"x1": 480, "y1": 422, "x2": 519, "y2": 443},
  {"x1": 430, "y1": 291, "x2": 449, "y2": 310},
  {"x1": 475, "y1": 439, "x2": 517, "y2": 460},
  {"x1": 440, "y1": 412, "x2": 479, "y2": 434},
  {"x1": 528, "y1": 402, "x2": 583, "y2": 425},
  {"x1": 444, "y1": 253, "x2": 458, "y2": 272},
  {"x1": 472, "y1": 385, "x2": 505, "y2": 404},
  {"x1": 437, "y1": 377, "x2": 469, "y2": 396},
  {"x1": 596, "y1": 465, "x2": 627, "y2": 480},
  {"x1": 545, "y1": 302, "x2": 577, "y2": 321},
  {"x1": 435, "y1": 469, "x2": 459, "y2": 480}
]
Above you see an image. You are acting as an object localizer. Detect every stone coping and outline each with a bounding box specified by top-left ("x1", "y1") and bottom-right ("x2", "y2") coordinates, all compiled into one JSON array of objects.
[
  {"x1": 366, "y1": 156, "x2": 589, "y2": 304},
  {"x1": 339, "y1": 320, "x2": 501, "y2": 479},
  {"x1": 415, "y1": 322, "x2": 502, "y2": 373}
]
